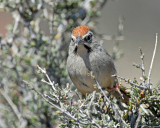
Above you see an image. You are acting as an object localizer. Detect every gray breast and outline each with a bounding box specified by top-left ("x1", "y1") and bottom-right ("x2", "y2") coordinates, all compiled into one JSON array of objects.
[
  {"x1": 67, "y1": 43, "x2": 116, "y2": 94},
  {"x1": 67, "y1": 52, "x2": 96, "y2": 94}
]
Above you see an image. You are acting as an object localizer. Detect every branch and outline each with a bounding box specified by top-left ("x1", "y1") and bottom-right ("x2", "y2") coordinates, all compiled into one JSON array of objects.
[
  {"x1": 0, "y1": 89, "x2": 27, "y2": 128},
  {"x1": 95, "y1": 79, "x2": 127, "y2": 128},
  {"x1": 148, "y1": 33, "x2": 158, "y2": 85},
  {"x1": 23, "y1": 80, "x2": 93, "y2": 127},
  {"x1": 37, "y1": 65, "x2": 56, "y2": 91},
  {"x1": 23, "y1": 80, "x2": 77, "y2": 119},
  {"x1": 139, "y1": 48, "x2": 145, "y2": 85},
  {"x1": 113, "y1": 75, "x2": 150, "y2": 90},
  {"x1": 134, "y1": 112, "x2": 141, "y2": 128}
]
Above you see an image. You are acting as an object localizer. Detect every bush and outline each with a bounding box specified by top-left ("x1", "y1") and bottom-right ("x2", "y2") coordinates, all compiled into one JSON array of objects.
[{"x1": 0, "y1": 0, "x2": 160, "y2": 128}]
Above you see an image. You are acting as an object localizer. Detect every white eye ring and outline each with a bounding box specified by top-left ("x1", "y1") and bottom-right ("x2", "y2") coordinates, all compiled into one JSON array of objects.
[
  {"x1": 84, "y1": 34, "x2": 92, "y2": 42},
  {"x1": 71, "y1": 35, "x2": 76, "y2": 42},
  {"x1": 83, "y1": 31, "x2": 93, "y2": 42}
]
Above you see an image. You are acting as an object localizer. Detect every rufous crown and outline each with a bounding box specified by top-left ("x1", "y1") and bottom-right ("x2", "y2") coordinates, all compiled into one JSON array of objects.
[{"x1": 72, "y1": 25, "x2": 89, "y2": 37}]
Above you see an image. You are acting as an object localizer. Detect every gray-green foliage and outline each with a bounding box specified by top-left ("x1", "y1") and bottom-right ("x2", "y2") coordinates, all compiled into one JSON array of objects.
[
  {"x1": 0, "y1": 0, "x2": 107, "y2": 127},
  {"x1": 0, "y1": 0, "x2": 160, "y2": 128}
]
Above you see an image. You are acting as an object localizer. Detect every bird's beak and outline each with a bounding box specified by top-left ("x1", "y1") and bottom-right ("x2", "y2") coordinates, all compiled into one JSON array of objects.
[
  {"x1": 73, "y1": 36, "x2": 92, "y2": 53},
  {"x1": 75, "y1": 37, "x2": 84, "y2": 45}
]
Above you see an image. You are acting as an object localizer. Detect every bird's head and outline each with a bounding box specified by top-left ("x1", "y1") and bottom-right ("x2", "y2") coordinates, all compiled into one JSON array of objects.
[{"x1": 70, "y1": 25, "x2": 93, "y2": 54}]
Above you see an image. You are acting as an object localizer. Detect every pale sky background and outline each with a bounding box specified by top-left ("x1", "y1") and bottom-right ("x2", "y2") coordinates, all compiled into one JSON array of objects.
[{"x1": 97, "y1": 0, "x2": 160, "y2": 86}]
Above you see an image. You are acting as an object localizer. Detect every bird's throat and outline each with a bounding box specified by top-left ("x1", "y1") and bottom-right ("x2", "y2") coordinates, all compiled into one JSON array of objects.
[{"x1": 74, "y1": 44, "x2": 92, "y2": 55}]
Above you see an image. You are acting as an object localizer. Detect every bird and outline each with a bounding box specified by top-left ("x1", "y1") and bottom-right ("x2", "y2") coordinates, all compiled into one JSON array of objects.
[{"x1": 67, "y1": 25, "x2": 129, "y2": 104}]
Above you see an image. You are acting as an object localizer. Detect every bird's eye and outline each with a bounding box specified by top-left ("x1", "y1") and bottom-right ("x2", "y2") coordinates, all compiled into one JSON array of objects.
[
  {"x1": 71, "y1": 38, "x2": 74, "y2": 42},
  {"x1": 84, "y1": 34, "x2": 92, "y2": 42}
]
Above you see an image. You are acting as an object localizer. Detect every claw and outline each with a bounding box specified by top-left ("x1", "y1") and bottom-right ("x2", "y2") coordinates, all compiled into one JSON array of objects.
[
  {"x1": 107, "y1": 83, "x2": 123, "y2": 98},
  {"x1": 107, "y1": 83, "x2": 120, "y2": 92}
]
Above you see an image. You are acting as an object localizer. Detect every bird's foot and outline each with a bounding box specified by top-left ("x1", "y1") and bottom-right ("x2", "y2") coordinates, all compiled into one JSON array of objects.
[
  {"x1": 107, "y1": 84, "x2": 120, "y2": 93},
  {"x1": 107, "y1": 84, "x2": 123, "y2": 98}
]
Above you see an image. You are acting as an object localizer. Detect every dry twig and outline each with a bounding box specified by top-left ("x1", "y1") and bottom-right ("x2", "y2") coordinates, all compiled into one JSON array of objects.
[
  {"x1": 139, "y1": 48, "x2": 145, "y2": 85},
  {"x1": 148, "y1": 33, "x2": 158, "y2": 86},
  {"x1": 37, "y1": 65, "x2": 56, "y2": 91},
  {"x1": 95, "y1": 79, "x2": 127, "y2": 128},
  {"x1": 0, "y1": 89, "x2": 27, "y2": 128},
  {"x1": 113, "y1": 75, "x2": 149, "y2": 90}
]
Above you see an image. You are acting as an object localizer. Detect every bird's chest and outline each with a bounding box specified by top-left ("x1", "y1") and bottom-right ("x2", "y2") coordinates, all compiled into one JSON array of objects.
[
  {"x1": 68, "y1": 52, "x2": 96, "y2": 85},
  {"x1": 72, "y1": 54, "x2": 91, "y2": 78}
]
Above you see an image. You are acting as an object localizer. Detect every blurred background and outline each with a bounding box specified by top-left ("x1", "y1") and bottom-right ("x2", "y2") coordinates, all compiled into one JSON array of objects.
[
  {"x1": 97, "y1": 0, "x2": 160, "y2": 85},
  {"x1": 1, "y1": 0, "x2": 160, "y2": 85},
  {"x1": 0, "y1": 0, "x2": 160, "y2": 127}
]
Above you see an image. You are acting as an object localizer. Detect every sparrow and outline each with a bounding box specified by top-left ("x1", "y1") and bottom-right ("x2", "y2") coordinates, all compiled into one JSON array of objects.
[{"x1": 67, "y1": 25, "x2": 129, "y2": 104}]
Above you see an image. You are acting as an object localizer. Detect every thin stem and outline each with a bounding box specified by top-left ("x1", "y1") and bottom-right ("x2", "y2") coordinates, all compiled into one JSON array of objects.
[
  {"x1": 95, "y1": 79, "x2": 127, "y2": 128},
  {"x1": 0, "y1": 89, "x2": 27, "y2": 128},
  {"x1": 134, "y1": 112, "x2": 141, "y2": 128},
  {"x1": 37, "y1": 65, "x2": 56, "y2": 91},
  {"x1": 23, "y1": 80, "x2": 93, "y2": 126},
  {"x1": 148, "y1": 33, "x2": 158, "y2": 85},
  {"x1": 113, "y1": 75, "x2": 149, "y2": 90},
  {"x1": 139, "y1": 48, "x2": 145, "y2": 85}
]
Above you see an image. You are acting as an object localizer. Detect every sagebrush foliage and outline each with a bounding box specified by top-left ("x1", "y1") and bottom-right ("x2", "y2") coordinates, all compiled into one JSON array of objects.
[
  {"x1": 0, "y1": 0, "x2": 108, "y2": 127},
  {"x1": 0, "y1": 0, "x2": 160, "y2": 128}
]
